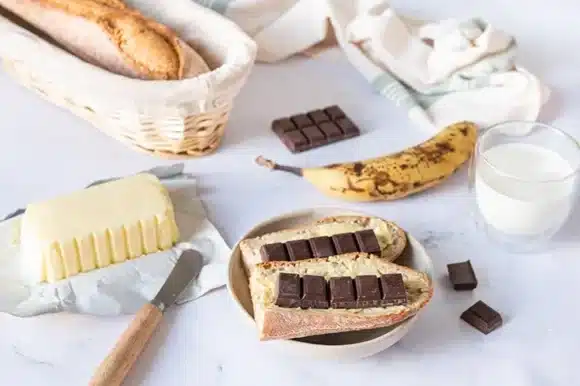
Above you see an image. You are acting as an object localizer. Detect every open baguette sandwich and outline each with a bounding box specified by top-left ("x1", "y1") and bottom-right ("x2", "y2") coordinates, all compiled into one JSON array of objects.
[
  {"x1": 249, "y1": 253, "x2": 433, "y2": 341},
  {"x1": 0, "y1": 0, "x2": 210, "y2": 80},
  {"x1": 240, "y1": 215, "x2": 408, "y2": 274}
]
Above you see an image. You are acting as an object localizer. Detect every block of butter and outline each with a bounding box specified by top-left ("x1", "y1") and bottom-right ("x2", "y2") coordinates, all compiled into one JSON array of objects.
[{"x1": 20, "y1": 173, "x2": 179, "y2": 284}]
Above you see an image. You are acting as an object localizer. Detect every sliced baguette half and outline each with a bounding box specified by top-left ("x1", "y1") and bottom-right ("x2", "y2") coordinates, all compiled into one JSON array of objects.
[
  {"x1": 240, "y1": 215, "x2": 406, "y2": 273},
  {"x1": 249, "y1": 253, "x2": 433, "y2": 341}
]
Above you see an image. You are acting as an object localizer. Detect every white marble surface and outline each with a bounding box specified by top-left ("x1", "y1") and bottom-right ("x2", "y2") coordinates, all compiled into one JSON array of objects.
[{"x1": 1, "y1": 0, "x2": 579, "y2": 384}]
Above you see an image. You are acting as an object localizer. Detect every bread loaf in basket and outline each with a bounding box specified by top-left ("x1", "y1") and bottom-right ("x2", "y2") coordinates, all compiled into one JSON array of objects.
[{"x1": 0, "y1": 0, "x2": 257, "y2": 158}]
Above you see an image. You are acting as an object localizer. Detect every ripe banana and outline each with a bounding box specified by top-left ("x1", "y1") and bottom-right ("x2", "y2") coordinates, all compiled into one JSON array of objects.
[{"x1": 256, "y1": 121, "x2": 477, "y2": 202}]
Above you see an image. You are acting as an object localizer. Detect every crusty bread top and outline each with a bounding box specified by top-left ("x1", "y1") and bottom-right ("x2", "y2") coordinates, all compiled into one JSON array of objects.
[
  {"x1": 249, "y1": 253, "x2": 433, "y2": 340},
  {"x1": 240, "y1": 216, "x2": 406, "y2": 273},
  {"x1": 13, "y1": 0, "x2": 209, "y2": 80}
]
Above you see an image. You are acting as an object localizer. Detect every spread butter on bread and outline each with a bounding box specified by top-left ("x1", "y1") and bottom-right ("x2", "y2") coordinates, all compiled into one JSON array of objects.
[
  {"x1": 240, "y1": 215, "x2": 407, "y2": 274},
  {"x1": 249, "y1": 253, "x2": 433, "y2": 341},
  {"x1": 0, "y1": 0, "x2": 210, "y2": 80}
]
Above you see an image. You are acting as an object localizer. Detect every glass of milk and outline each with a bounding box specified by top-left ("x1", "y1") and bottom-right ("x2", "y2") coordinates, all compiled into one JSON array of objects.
[{"x1": 469, "y1": 121, "x2": 580, "y2": 252}]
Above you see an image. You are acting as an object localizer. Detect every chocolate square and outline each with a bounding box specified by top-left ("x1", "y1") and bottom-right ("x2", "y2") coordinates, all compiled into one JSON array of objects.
[
  {"x1": 461, "y1": 300, "x2": 502, "y2": 334},
  {"x1": 379, "y1": 273, "x2": 407, "y2": 306},
  {"x1": 324, "y1": 105, "x2": 346, "y2": 120},
  {"x1": 307, "y1": 109, "x2": 330, "y2": 124},
  {"x1": 354, "y1": 230, "x2": 381, "y2": 256},
  {"x1": 302, "y1": 125, "x2": 326, "y2": 144},
  {"x1": 332, "y1": 233, "x2": 359, "y2": 254},
  {"x1": 336, "y1": 117, "x2": 359, "y2": 137},
  {"x1": 275, "y1": 273, "x2": 301, "y2": 308},
  {"x1": 285, "y1": 239, "x2": 313, "y2": 261},
  {"x1": 271, "y1": 105, "x2": 360, "y2": 153},
  {"x1": 318, "y1": 122, "x2": 342, "y2": 139},
  {"x1": 290, "y1": 114, "x2": 313, "y2": 129},
  {"x1": 282, "y1": 130, "x2": 308, "y2": 152},
  {"x1": 272, "y1": 118, "x2": 296, "y2": 133},
  {"x1": 447, "y1": 260, "x2": 478, "y2": 291},
  {"x1": 329, "y1": 277, "x2": 356, "y2": 308},
  {"x1": 301, "y1": 275, "x2": 329, "y2": 309},
  {"x1": 308, "y1": 236, "x2": 336, "y2": 258},
  {"x1": 259, "y1": 243, "x2": 288, "y2": 262},
  {"x1": 354, "y1": 275, "x2": 381, "y2": 307}
]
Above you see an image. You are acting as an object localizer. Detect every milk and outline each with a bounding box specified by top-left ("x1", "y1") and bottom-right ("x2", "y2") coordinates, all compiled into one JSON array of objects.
[{"x1": 475, "y1": 143, "x2": 576, "y2": 235}]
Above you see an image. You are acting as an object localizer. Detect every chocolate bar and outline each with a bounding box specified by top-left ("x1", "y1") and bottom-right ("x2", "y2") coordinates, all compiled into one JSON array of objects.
[
  {"x1": 301, "y1": 275, "x2": 329, "y2": 309},
  {"x1": 260, "y1": 230, "x2": 381, "y2": 262},
  {"x1": 272, "y1": 105, "x2": 360, "y2": 153},
  {"x1": 447, "y1": 260, "x2": 478, "y2": 290},
  {"x1": 354, "y1": 229, "x2": 381, "y2": 255},
  {"x1": 460, "y1": 301, "x2": 502, "y2": 334},
  {"x1": 354, "y1": 276, "x2": 381, "y2": 307},
  {"x1": 275, "y1": 273, "x2": 301, "y2": 308},
  {"x1": 332, "y1": 233, "x2": 359, "y2": 254},
  {"x1": 329, "y1": 277, "x2": 357, "y2": 309},
  {"x1": 275, "y1": 273, "x2": 408, "y2": 310},
  {"x1": 308, "y1": 236, "x2": 335, "y2": 258},
  {"x1": 380, "y1": 274, "x2": 408, "y2": 306},
  {"x1": 260, "y1": 243, "x2": 288, "y2": 262},
  {"x1": 285, "y1": 239, "x2": 312, "y2": 261}
]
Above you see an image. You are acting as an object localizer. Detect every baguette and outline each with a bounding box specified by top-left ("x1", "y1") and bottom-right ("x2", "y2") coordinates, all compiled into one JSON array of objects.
[
  {"x1": 0, "y1": 0, "x2": 210, "y2": 80},
  {"x1": 249, "y1": 253, "x2": 433, "y2": 341},
  {"x1": 240, "y1": 215, "x2": 407, "y2": 273}
]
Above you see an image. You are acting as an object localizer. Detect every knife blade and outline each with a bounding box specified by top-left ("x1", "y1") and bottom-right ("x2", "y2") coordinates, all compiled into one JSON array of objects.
[
  {"x1": 2, "y1": 163, "x2": 186, "y2": 222},
  {"x1": 89, "y1": 249, "x2": 203, "y2": 386},
  {"x1": 151, "y1": 249, "x2": 204, "y2": 312}
]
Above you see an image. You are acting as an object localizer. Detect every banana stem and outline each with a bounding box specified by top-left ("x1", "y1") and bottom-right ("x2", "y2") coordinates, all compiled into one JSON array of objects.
[{"x1": 255, "y1": 156, "x2": 303, "y2": 177}]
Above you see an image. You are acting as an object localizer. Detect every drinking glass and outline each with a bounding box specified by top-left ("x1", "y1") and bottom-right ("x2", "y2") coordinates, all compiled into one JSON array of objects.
[{"x1": 468, "y1": 121, "x2": 580, "y2": 252}]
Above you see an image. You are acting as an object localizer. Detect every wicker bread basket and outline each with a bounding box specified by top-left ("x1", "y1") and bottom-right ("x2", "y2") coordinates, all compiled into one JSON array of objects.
[{"x1": 0, "y1": 1, "x2": 257, "y2": 158}]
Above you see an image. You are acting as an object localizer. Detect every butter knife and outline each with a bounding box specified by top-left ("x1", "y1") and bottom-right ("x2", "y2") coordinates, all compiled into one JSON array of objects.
[
  {"x1": 89, "y1": 249, "x2": 203, "y2": 386},
  {"x1": 2, "y1": 163, "x2": 185, "y2": 222}
]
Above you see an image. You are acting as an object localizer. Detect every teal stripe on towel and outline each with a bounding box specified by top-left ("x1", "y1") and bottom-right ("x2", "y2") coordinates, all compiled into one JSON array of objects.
[
  {"x1": 194, "y1": 0, "x2": 232, "y2": 14},
  {"x1": 370, "y1": 72, "x2": 417, "y2": 110}
]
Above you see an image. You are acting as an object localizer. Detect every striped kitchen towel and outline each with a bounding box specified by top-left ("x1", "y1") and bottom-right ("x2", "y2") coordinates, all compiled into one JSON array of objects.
[{"x1": 193, "y1": 0, "x2": 549, "y2": 132}]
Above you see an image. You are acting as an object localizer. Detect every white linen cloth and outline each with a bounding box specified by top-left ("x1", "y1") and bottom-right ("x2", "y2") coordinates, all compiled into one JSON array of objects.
[{"x1": 194, "y1": 0, "x2": 549, "y2": 132}]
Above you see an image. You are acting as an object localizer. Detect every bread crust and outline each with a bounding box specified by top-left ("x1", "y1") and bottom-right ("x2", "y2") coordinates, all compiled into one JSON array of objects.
[
  {"x1": 250, "y1": 253, "x2": 433, "y2": 341},
  {"x1": 240, "y1": 215, "x2": 407, "y2": 274},
  {"x1": 0, "y1": 0, "x2": 209, "y2": 80}
]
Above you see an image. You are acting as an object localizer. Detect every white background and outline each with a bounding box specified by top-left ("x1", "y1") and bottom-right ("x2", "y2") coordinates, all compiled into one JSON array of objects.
[{"x1": 1, "y1": 0, "x2": 579, "y2": 384}]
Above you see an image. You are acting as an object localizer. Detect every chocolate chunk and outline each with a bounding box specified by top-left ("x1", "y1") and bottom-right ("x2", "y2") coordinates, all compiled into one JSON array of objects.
[
  {"x1": 318, "y1": 122, "x2": 342, "y2": 139},
  {"x1": 260, "y1": 243, "x2": 288, "y2": 262},
  {"x1": 307, "y1": 109, "x2": 330, "y2": 124},
  {"x1": 447, "y1": 260, "x2": 478, "y2": 291},
  {"x1": 271, "y1": 106, "x2": 360, "y2": 153},
  {"x1": 379, "y1": 274, "x2": 408, "y2": 306},
  {"x1": 282, "y1": 130, "x2": 308, "y2": 152},
  {"x1": 308, "y1": 236, "x2": 336, "y2": 258},
  {"x1": 324, "y1": 105, "x2": 346, "y2": 120},
  {"x1": 336, "y1": 117, "x2": 359, "y2": 137},
  {"x1": 332, "y1": 233, "x2": 359, "y2": 254},
  {"x1": 329, "y1": 277, "x2": 357, "y2": 308},
  {"x1": 354, "y1": 275, "x2": 381, "y2": 307},
  {"x1": 285, "y1": 239, "x2": 313, "y2": 261},
  {"x1": 301, "y1": 275, "x2": 329, "y2": 309},
  {"x1": 354, "y1": 230, "x2": 381, "y2": 255},
  {"x1": 272, "y1": 118, "x2": 296, "y2": 133},
  {"x1": 302, "y1": 125, "x2": 326, "y2": 144},
  {"x1": 461, "y1": 300, "x2": 502, "y2": 334},
  {"x1": 290, "y1": 114, "x2": 313, "y2": 129},
  {"x1": 275, "y1": 273, "x2": 301, "y2": 308}
]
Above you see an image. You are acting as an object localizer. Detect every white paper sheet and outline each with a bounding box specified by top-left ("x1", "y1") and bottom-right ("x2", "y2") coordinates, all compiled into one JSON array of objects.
[{"x1": 0, "y1": 177, "x2": 231, "y2": 317}]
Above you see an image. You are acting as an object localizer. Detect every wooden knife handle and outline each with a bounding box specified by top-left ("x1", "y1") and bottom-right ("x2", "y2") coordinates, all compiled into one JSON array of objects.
[{"x1": 89, "y1": 303, "x2": 163, "y2": 386}]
